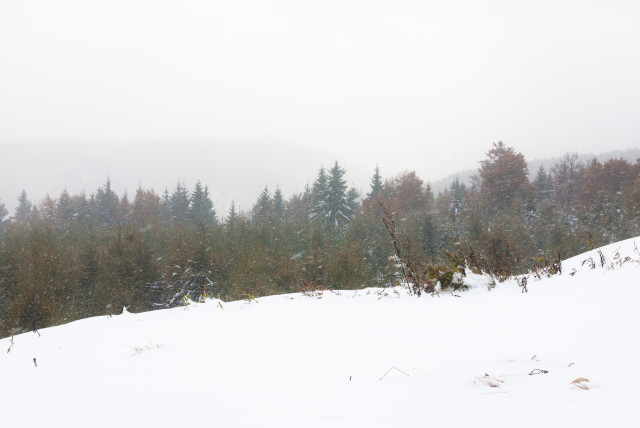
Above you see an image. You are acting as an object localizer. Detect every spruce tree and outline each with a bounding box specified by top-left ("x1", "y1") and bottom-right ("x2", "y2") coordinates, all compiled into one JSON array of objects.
[
  {"x1": 310, "y1": 167, "x2": 329, "y2": 223},
  {"x1": 190, "y1": 181, "x2": 216, "y2": 225},
  {"x1": 73, "y1": 192, "x2": 90, "y2": 223},
  {"x1": 302, "y1": 183, "x2": 312, "y2": 222},
  {"x1": 326, "y1": 161, "x2": 352, "y2": 227},
  {"x1": 425, "y1": 183, "x2": 434, "y2": 207},
  {"x1": 273, "y1": 187, "x2": 285, "y2": 222},
  {"x1": 15, "y1": 190, "x2": 33, "y2": 221},
  {"x1": 161, "y1": 189, "x2": 171, "y2": 220},
  {"x1": 421, "y1": 214, "x2": 439, "y2": 259},
  {"x1": 169, "y1": 182, "x2": 190, "y2": 222},
  {"x1": 93, "y1": 177, "x2": 120, "y2": 224},
  {"x1": 303, "y1": 183, "x2": 312, "y2": 206},
  {"x1": 227, "y1": 201, "x2": 238, "y2": 223},
  {"x1": 0, "y1": 199, "x2": 7, "y2": 222},
  {"x1": 533, "y1": 165, "x2": 553, "y2": 202},
  {"x1": 254, "y1": 185, "x2": 272, "y2": 220},
  {"x1": 57, "y1": 189, "x2": 73, "y2": 222},
  {"x1": 346, "y1": 187, "x2": 360, "y2": 214},
  {"x1": 204, "y1": 185, "x2": 216, "y2": 223},
  {"x1": 448, "y1": 177, "x2": 466, "y2": 220},
  {"x1": 367, "y1": 165, "x2": 383, "y2": 199},
  {"x1": 118, "y1": 192, "x2": 130, "y2": 223}
]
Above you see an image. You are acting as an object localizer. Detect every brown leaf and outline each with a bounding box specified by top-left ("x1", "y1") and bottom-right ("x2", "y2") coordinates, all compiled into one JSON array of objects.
[{"x1": 571, "y1": 378, "x2": 590, "y2": 390}]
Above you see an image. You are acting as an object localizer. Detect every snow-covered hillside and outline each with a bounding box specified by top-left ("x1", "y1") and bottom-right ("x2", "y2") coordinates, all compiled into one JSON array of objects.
[{"x1": 2, "y1": 238, "x2": 640, "y2": 427}]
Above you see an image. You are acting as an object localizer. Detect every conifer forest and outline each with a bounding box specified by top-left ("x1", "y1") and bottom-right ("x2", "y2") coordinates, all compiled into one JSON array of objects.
[{"x1": 1, "y1": 142, "x2": 640, "y2": 337}]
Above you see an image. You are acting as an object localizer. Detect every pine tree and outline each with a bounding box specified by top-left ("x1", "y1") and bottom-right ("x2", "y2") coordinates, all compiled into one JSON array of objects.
[
  {"x1": 169, "y1": 182, "x2": 190, "y2": 222},
  {"x1": 273, "y1": 187, "x2": 285, "y2": 222},
  {"x1": 204, "y1": 185, "x2": 216, "y2": 223},
  {"x1": 302, "y1": 183, "x2": 312, "y2": 221},
  {"x1": 161, "y1": 189, "x2": 171, "y2": 220},
  {"x1": 15, "y1": 190, "x2": 33, "y2": 221},
  {"x1": 367, "y1": 165, "x2": 383, "y2": 199},
  {"x1": 448, "y1": 177, "x2": 466, "y2": 221},
  {"x1": 71, "y1": 192, "x2": 90, "y2": 223},
  {"x1": 190, "y1": 181, "x2": 216, "y2": 225},
  {"x1": 326, "y1": 161, "x2": 353, "y2": 227},
  {"x1": 303, "y1": 183, "x2": 312, "y2": 206},
  {"x1": 93, "y1": 177, "x2": 120, "y2": 224},
  {"x1": 117, "y1": 192, "x2": 130, "y2": 223},
  {"x1": 227, "y1": 201, "x2": 238, "y2": 223},
  {"x1": 551, "y1": 153, "x2": 581, "y2": 218},
  {"x1": 254, "y1": 186, "x2": 272, "y2": 220},
  {"x1": 0, "y1": 199, "x2": 7, "y2": 222},
  {"x1": 310, "y1": 167, "x2": 329, "y2": 223},
  {"x1": 425, "y1": 183, "x2": 434, "y2": 207},
  {"x1": 421, "y1": 214, "x2": 439, "y2": 259},
  {"x1": 346, "y1": 187, "x2": 360, "y2": 214},
  {"x1": 533, "y1": 165, "x2": 553, "y2": 202},
  {"x1": 56, "y1": 189, "x2": 74, "y2": 222}
]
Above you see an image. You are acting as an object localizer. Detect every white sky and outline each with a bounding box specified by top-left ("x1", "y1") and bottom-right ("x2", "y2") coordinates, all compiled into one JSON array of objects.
[{"x1": 1, "y1": 0, "x2": 639, "y2": 212}]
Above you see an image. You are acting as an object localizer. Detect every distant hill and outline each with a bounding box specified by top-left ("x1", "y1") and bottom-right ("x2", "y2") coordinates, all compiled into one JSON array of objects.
[{"x1": 0, "y1": 138, "x2": 342, "y2": 216}]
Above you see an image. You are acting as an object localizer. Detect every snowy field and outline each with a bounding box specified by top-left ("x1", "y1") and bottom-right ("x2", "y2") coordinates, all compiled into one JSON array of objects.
[{"x1": 2, "y1": 238, "x2": 640, "y2": 427}]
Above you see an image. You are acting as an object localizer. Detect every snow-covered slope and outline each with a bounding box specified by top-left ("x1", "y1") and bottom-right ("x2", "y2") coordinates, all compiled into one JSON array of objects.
[{"x1": 2, "y1": 238, "x2": 640, "y2": 427}]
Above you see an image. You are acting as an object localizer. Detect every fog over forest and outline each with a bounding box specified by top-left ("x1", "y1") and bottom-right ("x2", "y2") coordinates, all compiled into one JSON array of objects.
[
  {"x1": 2, "y1": 1, "x2": 640, "y2": 208},
  {"x1": 2, "y1": 142, "x2": 640, "y2": 218}
]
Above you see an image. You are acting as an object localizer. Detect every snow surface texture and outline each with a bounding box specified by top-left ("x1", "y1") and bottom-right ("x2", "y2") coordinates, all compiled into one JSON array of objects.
[{"x1": 2, "y1": 238, "x2": 640, "y2": 427}]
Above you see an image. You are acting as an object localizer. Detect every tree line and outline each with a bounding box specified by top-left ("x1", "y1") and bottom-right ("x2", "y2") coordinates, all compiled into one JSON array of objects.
[{"x1": 1, "y1": 144, "x2": 639, "y2": 336}]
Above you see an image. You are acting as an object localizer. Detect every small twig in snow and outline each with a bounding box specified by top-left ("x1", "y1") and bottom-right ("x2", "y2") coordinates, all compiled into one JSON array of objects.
[
  {"x1": 378, "y1": 366, "x2": 410, "y2": 381},
  {"x1": 7, "y1": 335, "x2": 14, "y2": 353}
]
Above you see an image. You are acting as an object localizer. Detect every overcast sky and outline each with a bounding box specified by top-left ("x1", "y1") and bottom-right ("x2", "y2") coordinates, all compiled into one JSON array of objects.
[{"x1": 1, "y1": 0, "x2": 639, "y2": 212}]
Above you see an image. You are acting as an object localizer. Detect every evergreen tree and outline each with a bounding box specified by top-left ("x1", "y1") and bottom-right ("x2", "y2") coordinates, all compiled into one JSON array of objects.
[
  {"x1": 303, "y1": 183, "x2": 312, "y2": 206},
  {"x1": 254, "y1": 185, "x2": 272, "y2": 220},
  {"x1": 169, "y1": 182, "x2": 190, "y2": 222},
  {"x1": 425, "y1": 183, "x2": 434, "y2": 207},
  {"x1": 533, "y1": 165, "x2": 553, "y2": 202},
  {"x1": 367, "y1": 165, "x2": 383, "y2": 199},
  {"x1": 117, "y1": 192, "x2": 130, "y2": 223},
  {"x1": 15, "y1": 190, "x2": 33, "y2": 221},
  {"x1": 302, "y1": 184, "x2": 313, "y2": 221},
  {"x1": 551, "y1": 153, "x2": 581, "y2": 218},
  {"x1": 326, "y1": 161, "x2": 353, "y2": 227},
  {"x1": 161, "y1": 189, "x2": 171, "y2": 220},
  {"x1": 204, "y1": 185, "x2": 216, "y2": 223},
  {"x1": 56, "y1": 189, "x2": 74, "y2": 222},
  {"x1": 72, "y1": 192, "x2": 90, "y2": 223},
  {"x1": 346, "y1": 187, "x2": 360, "y2": 214},
  {"x1": 448, "y1": 177, "x2": 466, "y2": 221},
  {"x1": 190, "y1": 181, "x2": 216, "y2": 225},
  {"x1": 421, "y1": 214, "x2": 439, "y2": 260},
  {"x1": 227, "y1": 201, "x2": 238, "y2": 223},
  {"x1": 273, "y1": 187, "x2": 285, "y2": 222},
  {"x1": 310, "y1": 167, "x2": 329, "y2": 223},
  {"x1": 93, "y1": 177, "x2": 120, "y2": 224},
  {"x1": 0, "y1": 199, "x2": 7, "y2": 222}
]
